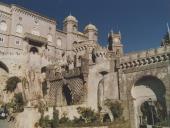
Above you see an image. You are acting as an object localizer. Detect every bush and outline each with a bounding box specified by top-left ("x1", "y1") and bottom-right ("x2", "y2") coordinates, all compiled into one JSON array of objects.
[
  {"x1": 6, "y1": 76, "x2": 21, "y2": 92},
  {"x1": 39, "y1": 115, "x2": 52, "y2": 128},
  {"x1": 105, "y1": 99, "x2": 123, "y2": 120},
  {"x1": 59, "y1": 115, "x2": 70, "y2": 124},
  {"x1": 52, "y1": 107, "x2": 59, "y2": 128},
  {"x1": 77, "y1": 107, "x2": 99, "y2": 123},
  {"x1": 13, "y1": 93, "x2": 24, "y2": 112}
]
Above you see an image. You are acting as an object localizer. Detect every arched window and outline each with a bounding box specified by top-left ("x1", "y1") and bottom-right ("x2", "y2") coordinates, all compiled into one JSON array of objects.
[
  {"x1": 47, "y1": 34, "x2": 53, "y2": 42},
  {"x1": 0, "y1": 21, "x2": 7, "y2": 32},
  {"x1": 57, "y1": 38, "x2": 62, "y2": 47},
  {"x1": 16, "y1": 24, "x2": 23, "y2": 34},
  {"x1": 73, "y1": 25, "x2": 77, "y2": 32},
  {"x1": 29, "y1": 47, "x2": 39, "y2": 54}
]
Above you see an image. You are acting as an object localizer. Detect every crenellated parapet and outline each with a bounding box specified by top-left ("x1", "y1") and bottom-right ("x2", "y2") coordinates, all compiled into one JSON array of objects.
[
  {"x1": 0, "y1": 11, "x2": 11, "y2": 19},
  {"x1": 73, "y1": 40, "x2": 97, "y2": 53},
  {"x1": 93, "y1": 46, "x2": 115, "y2": 61},
  {"x1": 120, "y1": 46, "x2": 170, "y2": 70},
  {"x1": 11, "y1": 5, "x2": 56, "y2": 25}
]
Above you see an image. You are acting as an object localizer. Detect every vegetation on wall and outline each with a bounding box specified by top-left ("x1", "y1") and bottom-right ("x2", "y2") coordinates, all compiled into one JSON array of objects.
[
  {"x1": 6, "y1": 92, "x2": 24, "y2": 113},
  {"x1": 52, "y1": 107, "x2": 59, "y2": 128},
  {"x1": 77, "y1": 107, "x2": 99, "y2": 124},
  {"x1": 36, "y1": 99, "x2": 125, "y2": 127},
  {"x1": 6, "y1": 76, "x2": 21, "y2": 92},
  {"x1": 105, "y1": 99, "x2": 123, "y2": 120}
]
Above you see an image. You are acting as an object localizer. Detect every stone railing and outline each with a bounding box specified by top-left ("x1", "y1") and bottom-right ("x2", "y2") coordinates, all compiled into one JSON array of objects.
[{"x1": 120, "y1": 46, "x2": 170, "y2": 69}]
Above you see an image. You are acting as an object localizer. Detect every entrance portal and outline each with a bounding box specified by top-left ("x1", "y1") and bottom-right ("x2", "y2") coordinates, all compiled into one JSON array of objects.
[{"x1": 131, "y1": 76, "x2": 166, "y2": 127}]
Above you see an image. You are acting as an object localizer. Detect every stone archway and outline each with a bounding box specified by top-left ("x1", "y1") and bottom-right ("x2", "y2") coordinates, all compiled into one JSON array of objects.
[
  {"x1": 0, "y1": 61, "x2": 9, "y2": 103},
  {"x1": 131, "y1": 75, "x2": 166, "y2": 127},
  {"x1": 0, "y1": 61, "x2": 9, "y2": 73}
]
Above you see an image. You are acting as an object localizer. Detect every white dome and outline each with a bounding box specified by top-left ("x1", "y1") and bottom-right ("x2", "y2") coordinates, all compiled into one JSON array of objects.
[
  {"x1": 84, "y1": 24, "x2": 97, "y2": 31},
  {"x1": 64, "y1": 15, "x2": 77, "y2": 22}
]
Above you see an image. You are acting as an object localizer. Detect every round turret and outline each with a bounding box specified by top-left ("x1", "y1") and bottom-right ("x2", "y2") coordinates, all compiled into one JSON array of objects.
[
  {"x1": 64, "y1": 15, "x2": 78, "y2": 23},
  {"x1": 84, "y1": 24, "x2": 97, "y2": 31}
]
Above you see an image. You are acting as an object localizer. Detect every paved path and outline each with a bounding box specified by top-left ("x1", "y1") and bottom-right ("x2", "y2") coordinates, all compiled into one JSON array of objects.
[{"x1": 0, "y1": 119, "x2": 9, "y2": 128}]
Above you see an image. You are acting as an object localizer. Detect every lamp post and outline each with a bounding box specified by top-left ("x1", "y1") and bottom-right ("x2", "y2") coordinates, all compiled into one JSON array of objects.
[{"x1": 148, "y1": 98, "x2": 154, "y2": 126}]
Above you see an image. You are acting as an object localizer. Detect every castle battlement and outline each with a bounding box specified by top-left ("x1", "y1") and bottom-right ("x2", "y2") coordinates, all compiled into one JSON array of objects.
[{"x1": 120, "y1": 45, "x2": 170, "y2": 69}]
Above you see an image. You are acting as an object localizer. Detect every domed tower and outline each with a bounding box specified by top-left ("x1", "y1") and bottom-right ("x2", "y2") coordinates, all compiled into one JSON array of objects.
[
  {"x1": 63, "y1": 14, "x2": 78, "y2": 33},
  {"x1": 84, "y1": 24, "x2": 98, "y2": 42},
  {"x1": 108, "y1": 31, "x2": 123, "y2": 56}
]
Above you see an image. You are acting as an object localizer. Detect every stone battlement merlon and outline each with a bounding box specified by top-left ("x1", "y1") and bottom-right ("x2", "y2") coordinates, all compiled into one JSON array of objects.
[
  {"x1": 121, "y1": 45, "x2": 170, "y2": 63},
  {"x1": 120, "y1": 46, "x2": 170, "y2": 69},
  {"x1": 10, "y1": 4, "x2": 56, "y2": 25}
]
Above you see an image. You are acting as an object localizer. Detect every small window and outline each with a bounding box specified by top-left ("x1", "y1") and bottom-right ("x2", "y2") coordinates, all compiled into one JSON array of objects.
[
  {"x1": 47, "y1": 34, "x2": 52, "y2": 42},
  {"x1": 73, "y1": 25, "x2": 77, "y2": 32},
  {"x1": 15, "y1": 40, "x2": 20, "y2": 45},
  {"x1": 16, "y1": 24, "x2": 23, "y2": 34},
  {"x1": 0, "y1": 37, "x2": 4, "y2": 43},
  {"x1": 0, "y1": 21, "x2": 7, "y2": 32},
  {"x1": 57, "y1": 38, "x2": 62, "y2": 47}
]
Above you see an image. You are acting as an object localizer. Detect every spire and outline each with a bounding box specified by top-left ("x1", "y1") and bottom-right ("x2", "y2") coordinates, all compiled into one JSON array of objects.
[
  {"x1": 167, "y1": 22, "x2": 170, "y2": 39},
  {"x1": 111, "y1": 29, "x2": 113, "y2": 34},
  {"x1": 69, "y1": 12, "x2": 72, "y2": 16},
  {"x1": 119, "y1": 30, "x2": 121, "y2": 36}
]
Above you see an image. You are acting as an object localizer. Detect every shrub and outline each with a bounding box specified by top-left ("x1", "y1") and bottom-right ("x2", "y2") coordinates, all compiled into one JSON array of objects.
[
  {"x1": 6, "y1": 76, "x2": 21, "y2": 92},
  {"x1": 52, "y1": 107, "x2": 59, "y2": 128},
  {"x1": 105, "y1": 99, "x2": 123, "y2": 120},
  {"x1": 59, "y1": 115, "x2": 70, "y2": 124},
  {"x1": 39, "y1": 115, "x2": 52, "y2": 128},
  {"x1": 13, "y1": 93, "x2": 24, "y2": 112},
  {"x1": 77, "y1": 107, "x2": 98, "y2": 123}
]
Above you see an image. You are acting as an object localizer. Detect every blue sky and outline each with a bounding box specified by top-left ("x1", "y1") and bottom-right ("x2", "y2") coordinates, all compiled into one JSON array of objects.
[{"x1": 1, "y1": 0, "x2": 170, "y2": 53}]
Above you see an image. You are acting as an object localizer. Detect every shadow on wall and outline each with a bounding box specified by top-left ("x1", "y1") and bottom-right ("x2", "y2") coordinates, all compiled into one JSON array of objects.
[{"x1": 0, "y1": 61, "x2": 9, "y2": 73}]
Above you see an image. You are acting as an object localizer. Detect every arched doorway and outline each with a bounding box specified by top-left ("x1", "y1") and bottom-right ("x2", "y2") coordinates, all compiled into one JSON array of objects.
[
  {"x1": 0, "y1": 61, "x2": 9, "y2": 103},
  {"x1": 62, "y1": 84, "x2": 72, "y2": 105},
  {"x1": 131, "y1": 76, "x2": 166, "y2": 127},
  {"x1": 29, "y1": 47, "x2": 39, "y2": 54}
]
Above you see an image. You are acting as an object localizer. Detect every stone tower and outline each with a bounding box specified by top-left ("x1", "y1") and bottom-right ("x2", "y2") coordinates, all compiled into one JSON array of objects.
[
  {"x1": 63, "y1": 14, "x2": 78, "y2": 33},
  {"x1": 84, "y1": 24, "x2": 98, "y2": 42},
  {"x1": 108, "y1": 31, "x2": 123, "y2": 56}
]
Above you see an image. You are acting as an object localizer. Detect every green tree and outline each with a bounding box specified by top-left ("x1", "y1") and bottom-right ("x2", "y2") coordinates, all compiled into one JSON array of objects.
[
  {"x1": 77, "y1": 107, "x2": 98, "y2": 123},
  {"x1": 105, "y1": 99, "x2": 123, "y2": 120},
  {"x1": 13, "y1": 92, "x2": 24, "y2": 112},
  {"x1": 6, "y1": 76, "x2": 21, "y2": 92},
  {"x1": 52, "y1": 107, "x2": 59, "y2": 128}
]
